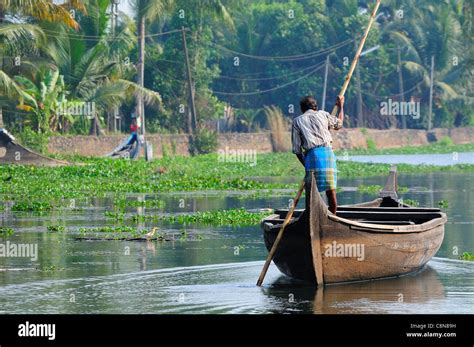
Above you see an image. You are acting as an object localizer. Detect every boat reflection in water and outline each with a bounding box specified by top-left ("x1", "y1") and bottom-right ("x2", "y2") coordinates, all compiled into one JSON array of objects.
[{"x1": 265, "y1": 265, "x2": 445, "y2": 314}]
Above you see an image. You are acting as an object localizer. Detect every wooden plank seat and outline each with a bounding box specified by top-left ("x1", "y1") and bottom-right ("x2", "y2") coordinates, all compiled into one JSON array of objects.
[
  {"x1": 272, "y1": 209, "x2": 443, "y2": 225},
  {"x1": 264, "y1": 218, "x2": 416, "y2": 226},
  {"x1": 336, "y1": 211, "x2": 442, "y2": 224}
]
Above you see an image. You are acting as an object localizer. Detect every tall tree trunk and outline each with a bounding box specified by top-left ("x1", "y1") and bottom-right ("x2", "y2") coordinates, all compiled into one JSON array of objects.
[
  {"x1": 397, "y1": 45, "x2": 407, "y2": 129},
  {"x1": 89, "y1": 115, "x2": 97, "y2": 135},
  {"x1": 89, "y1": 114, "x2": 103, "y2": 136},
  {"x1": 137, "y1": 16, "x2": 146, "y2": 135},
  {"x1": 0, "y1": 107, "x2": 4, "y2": 128},
  {"x1": 182, "y1": 27, "x2": 197, "y2": 134}
]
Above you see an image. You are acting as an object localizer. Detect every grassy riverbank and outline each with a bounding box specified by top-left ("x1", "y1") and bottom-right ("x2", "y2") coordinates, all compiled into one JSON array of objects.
[{"x1": 1, "y1": 153, "x2": 473, "y2": 209}]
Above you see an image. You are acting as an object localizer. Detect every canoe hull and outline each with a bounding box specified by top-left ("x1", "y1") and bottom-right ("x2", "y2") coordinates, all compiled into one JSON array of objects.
[
  {"x1": 263, "y1": 211, "x2": 445, "y2": 284},
  {"x1": 262, "y1": 168, "x2": 447, "y2": 285},
  {"x1": 263, "y1": 212, "x2": 314, "y2": 281}
]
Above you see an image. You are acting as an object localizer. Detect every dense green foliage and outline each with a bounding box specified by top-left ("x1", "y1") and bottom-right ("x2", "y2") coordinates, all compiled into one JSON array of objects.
[
  {"x1": 1, "y1": 0, "x2": 472, "y2": 136},
  {"x1": 189, "y1": 128, "x2": 219, "y2": 154}
]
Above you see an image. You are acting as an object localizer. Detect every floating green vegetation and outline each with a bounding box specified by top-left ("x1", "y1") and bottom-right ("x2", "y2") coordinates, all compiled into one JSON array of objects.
[
  {"x1": 74, "y1": 226, "x2": 198, "y2": 242},
  {"x1": 36, "y1": 265, "x2": 65, "y2": 273},
  {"x1": 12, "y1": 201, "x2": 53, "y2": 212},
  {"x1": 357, "y1": 184, "x2": 383, "y2": 194},
  {"x1": 46, "y1": 225, "x2": 66, "y2": 233},
  {"x1": 128, "y1": 208, "x2": 270, "y2": 226},
  {"x1": 77, "y1": 226, "x2": 148, "y2": 240},
  {"x1": 78, "y1": 226, "x2": 140, "y2": 234},
  {"x1": 402, "y1": 199, "x2": 420, "y2": 207},
  {"x1": 438, "y1": 199, "x2": 449, "y2": 208},
  {"x1": 357, "y1": 184, "x2": 408, "y2": 194},
  {"x1": 460, "y1": 252, "x2": 474, "y2": 261},
  {"x1": 0, "y1": 227, "x2": 15, "y2": 237},
  {"x1": 179, "y1": 230, "x2": 188, "y2": 241},
  {"x1": 1, "y1": 154, "x2": 473, "y2": 208},
  {"x1": 104, "y1": 211, "x2": 125, "y2": 220}
]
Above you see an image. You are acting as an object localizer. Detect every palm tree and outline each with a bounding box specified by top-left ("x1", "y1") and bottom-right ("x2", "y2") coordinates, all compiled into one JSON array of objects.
[
  {"x1": 237, "y1": 108, "x2": 260, "y2": 132},
  {"x1": 0, "y1": 23, "x2": 47, "y2": 127},
  {"x1": 45, "y1": 1, "x2": 162, "y2": 134},
  {"x1": 1, "y1": 0, "x2": 162, "y2": 134},
  {"x1": 0, "y1": 0, "x2": 85, "y2": 128},
  {"x1": 382, "y1": 0, "x2": 467, "y2": 128}
]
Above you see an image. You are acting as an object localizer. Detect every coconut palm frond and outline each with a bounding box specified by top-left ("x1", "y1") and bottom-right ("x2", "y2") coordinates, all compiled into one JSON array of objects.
[
  {"x1": 386, "y1": 31, "x2": 422, "y2": 63},
  {"x1": 87, "y1": 82, "x2": 128, "y2": 110},
  {"x1": 0, "y1": 69, "x2": 22, "y2": 97},
  {"x1": 1, "y1": 0, "x2": 81, "y2": 29},
  {"x1": 2, "y1": 71, "x2": 37, "y2": 107},
  {"x1": 64, "y1": 0, "x2": 87, "y2": 14},
  {"x1": 0, "y1": 24, "x2": 46, "y2": 47},
  {"x1": 201, "y1": 0, "x2": 235, "y2": 29},
  {"x1": 131, "y1": 0, "x2": 174, "y2": 22},
  {"x1": 402, "y1": 61, "x2": 428, "y2": 78},
  {"x1": 435, "y1": 81, "x2": 460, "y2": 100},
  {"x1": 117, "y1": 79, "x2": 162, "y2": 108},
  {"x1": 109, "y1": 17, "x2": 137, "y2": 56},
  {"x1": 38, "y1": 22, "x2": 72, "y2": 71}
]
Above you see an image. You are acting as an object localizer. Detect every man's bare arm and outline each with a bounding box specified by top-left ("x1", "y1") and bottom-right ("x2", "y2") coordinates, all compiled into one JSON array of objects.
[{"x1": 335, "y1": 95, "x2": 344, "y2": 130}]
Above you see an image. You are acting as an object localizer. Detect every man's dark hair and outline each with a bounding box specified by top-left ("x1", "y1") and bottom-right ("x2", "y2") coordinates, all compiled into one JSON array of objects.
[{"x1": 300, "y1": 96, "x2": 318, "y2": 113}]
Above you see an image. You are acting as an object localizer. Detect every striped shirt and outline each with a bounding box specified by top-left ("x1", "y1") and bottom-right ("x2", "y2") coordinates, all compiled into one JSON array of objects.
[{"x1": 292, "y1": 110, "x2": 342, "y2": 154}]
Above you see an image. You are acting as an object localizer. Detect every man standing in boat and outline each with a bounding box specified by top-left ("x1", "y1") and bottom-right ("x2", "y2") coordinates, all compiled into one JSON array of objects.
[{"x1": 292, "y1": 95, "x2": 344, "y2": 214}]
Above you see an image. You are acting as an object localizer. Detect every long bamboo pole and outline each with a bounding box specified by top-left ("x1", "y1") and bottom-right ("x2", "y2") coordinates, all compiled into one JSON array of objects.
[
  {"x1": 330, "y1": 0, "x2": 382, "y2": 117},
  {"x1": 256, "y1": 180, "x2": 305, "y2": 286}
]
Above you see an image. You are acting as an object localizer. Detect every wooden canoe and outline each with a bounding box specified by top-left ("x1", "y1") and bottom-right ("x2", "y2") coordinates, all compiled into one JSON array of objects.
[{"x1": 261, "y1": 167, "x2": 447, "y2": 285}]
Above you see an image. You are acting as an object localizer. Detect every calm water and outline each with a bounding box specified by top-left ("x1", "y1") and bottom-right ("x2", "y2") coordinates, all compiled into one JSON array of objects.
[
  {"x1": 0, "y1": 170, "x2": 473, "y2": 314},
  {"x1": 339, "y1": 151, "x2": 474, "y2": 166}
]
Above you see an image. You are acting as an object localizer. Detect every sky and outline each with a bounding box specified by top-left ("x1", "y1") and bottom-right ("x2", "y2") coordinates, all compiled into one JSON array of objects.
[{"x1": 119, "y1": 1, "x2": 133, "y2": 17}]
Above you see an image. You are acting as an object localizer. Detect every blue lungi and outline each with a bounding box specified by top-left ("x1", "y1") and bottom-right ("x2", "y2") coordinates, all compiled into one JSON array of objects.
[{"x1": 304, "y1": 146, "x2": 337, "y2": 192}]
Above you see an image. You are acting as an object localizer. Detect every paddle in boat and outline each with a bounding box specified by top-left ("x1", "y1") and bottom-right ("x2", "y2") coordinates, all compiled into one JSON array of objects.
[{"x1": 261, "y1": 166, "x2": 447, "y2": 285}]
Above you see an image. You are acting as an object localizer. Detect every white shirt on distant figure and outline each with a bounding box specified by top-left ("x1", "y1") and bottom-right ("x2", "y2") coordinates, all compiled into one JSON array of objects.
[{"x1": 292, "y1": 109, "x2": 342, "y2": 154}]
